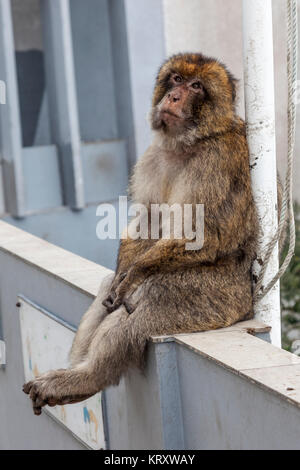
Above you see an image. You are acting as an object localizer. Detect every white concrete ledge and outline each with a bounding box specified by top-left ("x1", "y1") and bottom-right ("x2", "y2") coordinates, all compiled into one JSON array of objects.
[
  {"x1": 0, "y1": 220, "x2": 112, "y2": 298},
  {"x1": 153, "y1": 325, "x2": 300, "y2": 411}
]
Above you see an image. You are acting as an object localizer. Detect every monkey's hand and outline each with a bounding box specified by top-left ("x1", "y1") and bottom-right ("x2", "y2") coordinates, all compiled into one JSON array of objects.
[
  {"x1": 103, "y1": 267, "x2": 142, "y2": 315},
  {"x1": 102, "y1": 271, "x2": 128, "y2": 312},
  {"x1": 23, "y1": 369, "x2": 94, "y2": 415}
]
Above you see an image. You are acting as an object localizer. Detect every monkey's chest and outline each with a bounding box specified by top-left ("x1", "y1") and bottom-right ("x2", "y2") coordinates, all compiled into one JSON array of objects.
[
  {"x1": 143, "y1": 175, "x2": 200, "y2": 206},
  {"x1": 138, "y1": 156, "x2": 204, "y2": 205}
]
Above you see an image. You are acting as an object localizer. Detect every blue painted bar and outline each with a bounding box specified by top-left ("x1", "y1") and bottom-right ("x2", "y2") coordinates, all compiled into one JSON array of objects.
[
  {"x1": 154, "y1": 342, "x2": 185, "y2": 449},
  {"x1": 41, "y1": 0, "x2": 84, "y2": 210},
  {"x1": 0, "y1": 0, "x2": 25, "y2": 217},
  {"x1": 0, "y1": 165, "x2": 5, "y2": 216}
]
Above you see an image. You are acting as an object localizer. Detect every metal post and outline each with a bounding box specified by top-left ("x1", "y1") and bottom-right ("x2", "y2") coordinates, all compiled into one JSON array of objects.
[
  {"x1": 0, "y1": 0, "x2": 25, "y2": 217},
  {"x1": 242, "y1": 0, "x2": 281, "y2": 346},
  {"x1": 41, "y1": 0, "x2": 84, "y2": 210}
]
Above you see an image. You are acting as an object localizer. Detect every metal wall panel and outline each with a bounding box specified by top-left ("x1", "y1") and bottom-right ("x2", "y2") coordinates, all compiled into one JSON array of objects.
[
  {"x1": 70, "y1": 0, "x2": 118, "y2": 142},
  {"x1": 82, "y1": 141, "x2": 128, "y2": 205},
  {"x1": 19, "y1": 296, "x2": 106, "y2": 449},
  {"x1": 23, "y1": 145, "x2": 62, "y2": 213}
]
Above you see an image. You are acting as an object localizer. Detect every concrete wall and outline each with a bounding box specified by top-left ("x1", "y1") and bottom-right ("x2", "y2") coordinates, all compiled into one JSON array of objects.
[
  {"x1": 2, "y1": 222, "x2": 300, "y2": 450},
  {"x1": 163, "y1": 0, "x2": 244, "y2": 111},
  {"x1": 0, "y1": 251, "x2": 87, "y2": 449}
]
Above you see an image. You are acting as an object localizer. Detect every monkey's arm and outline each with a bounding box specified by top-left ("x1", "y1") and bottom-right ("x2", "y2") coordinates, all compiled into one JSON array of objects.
[
  {"x1": 105, "y1": 224, "x2": 221, "y2": 312},
  {"x1": 116, "y1": 238, "x2": 154, "y2": 275},
  {"x1": 107, "y1": 237, "x2": 154, "y2": 295}
]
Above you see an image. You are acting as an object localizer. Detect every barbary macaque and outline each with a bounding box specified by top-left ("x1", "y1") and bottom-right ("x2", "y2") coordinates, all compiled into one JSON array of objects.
[{"x1": 24, "y1": 53, "x2": 259, "y2": 415}]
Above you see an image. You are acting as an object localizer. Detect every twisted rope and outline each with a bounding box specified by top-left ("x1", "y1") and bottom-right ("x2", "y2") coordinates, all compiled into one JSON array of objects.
[{"x1": 253, "y1": 0, "x2": 297, "y2": 303}]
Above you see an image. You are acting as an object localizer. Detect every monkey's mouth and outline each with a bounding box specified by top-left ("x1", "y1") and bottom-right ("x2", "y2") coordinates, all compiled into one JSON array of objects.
[
  {"x1": 159, "y1": 110, "x2": 184, "y2": 131},
  {"x1": 151, "y1": 108, "x2": 184, "y2": 132},
  {"x1": 161, "y1": 110, "x2": 182, "y2": 120}
]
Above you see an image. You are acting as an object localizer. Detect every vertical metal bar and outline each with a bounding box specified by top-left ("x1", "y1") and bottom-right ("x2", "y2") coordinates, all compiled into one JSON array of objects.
[
  {"x1": 108, "y1": 0, "x2": 136, "y2": 168},
  {"x1": 0, "y1": 165, "x2": 6, "y2": 215},
  {"x1": 0, "y1": 340, "x2": 6, "y2": 366},
  {"x1": 243, "y1": 0, "x2": 281, "y2": 346},
  {"x1": 155, "y1": 342, "x2": 185, "y2": 450},
  {"x1": 0, "y1": 0, "x2": 25, "y2": 217},
  {"x1": 0, "y1": 79, "x2": 5, "y2": 214},
  {"x1": 41, "y1": 0, "x2": 84, "y2": 209}
]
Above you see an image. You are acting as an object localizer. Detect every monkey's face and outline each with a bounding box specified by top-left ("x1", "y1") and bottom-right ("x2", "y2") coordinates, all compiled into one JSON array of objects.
[
  {"x1": 151, "y1": 53, "x2": 237, "y2": 142},
  {"x1": 152, "y1": 71, "x2": 206, "y2": 136}
]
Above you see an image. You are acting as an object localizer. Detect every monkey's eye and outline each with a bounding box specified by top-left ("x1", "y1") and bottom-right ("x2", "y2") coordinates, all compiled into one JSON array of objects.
[
  {"x1": 192, "y1": 81, "x2": 203, "y2": 90},
  {"x1": 173, "y1": 75, "x2": 183, "y2": 83}
]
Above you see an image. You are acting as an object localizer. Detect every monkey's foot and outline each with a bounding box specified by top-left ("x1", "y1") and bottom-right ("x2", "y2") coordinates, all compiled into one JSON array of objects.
[{"x1": 23, "y1": 369, "x2": 95, "y2": 416}]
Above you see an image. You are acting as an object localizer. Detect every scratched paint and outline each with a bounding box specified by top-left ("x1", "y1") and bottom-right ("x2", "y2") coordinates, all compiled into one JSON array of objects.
[
  {"x1": 19, "y1": 297, "x2": 106, "y2": 450},
  {"x1": 83, "y1": 407, "x2": 99, "y2": 444}
]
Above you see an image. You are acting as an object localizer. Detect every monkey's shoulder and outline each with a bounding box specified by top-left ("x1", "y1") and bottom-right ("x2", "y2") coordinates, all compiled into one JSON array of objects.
[
  {"x1": 196, "y1": 120, "x2": 249, "y2": 168},
  {"x1": 201, "y1": 119, "x2": 246, "y2": 148},
  {"x1": 129, "y1": 145, "x2": 169, "y2": 204}
]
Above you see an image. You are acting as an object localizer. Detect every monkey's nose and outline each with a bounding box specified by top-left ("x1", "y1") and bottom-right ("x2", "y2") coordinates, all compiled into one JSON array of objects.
[{"x1": 168, "y1": 92, "x2": 180, "y2": 103}]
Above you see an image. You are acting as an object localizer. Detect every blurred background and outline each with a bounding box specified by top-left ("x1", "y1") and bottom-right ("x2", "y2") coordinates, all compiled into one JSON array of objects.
[{"x1": 0, "y1": 0, "x2": 299, "y2": 348}]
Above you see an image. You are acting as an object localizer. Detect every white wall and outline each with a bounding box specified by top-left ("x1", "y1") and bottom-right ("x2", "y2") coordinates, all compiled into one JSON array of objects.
[
  {"x1": 162, "y1": 0, "x2": 298, "y2": 200},
  {"x1": 163, "y1": 0, "x2": 244, "y2": 114},
  {"x1": 124, "y1": 0, "x2": 166, "y2": 159}
]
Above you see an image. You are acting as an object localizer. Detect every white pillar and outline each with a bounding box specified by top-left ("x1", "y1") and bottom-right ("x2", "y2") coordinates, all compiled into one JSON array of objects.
[{"x1": 242, "y1": 0, "x2": 281, "y2": 346}]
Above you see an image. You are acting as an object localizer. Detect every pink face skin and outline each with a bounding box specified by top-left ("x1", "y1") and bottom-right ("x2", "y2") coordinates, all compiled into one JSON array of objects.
[{"x1": 152, "y1": 72, "x2": 205, "y2": 135}]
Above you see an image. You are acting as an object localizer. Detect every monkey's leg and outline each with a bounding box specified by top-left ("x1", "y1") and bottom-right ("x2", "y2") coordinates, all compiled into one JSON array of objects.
[
  {"x1": 24, "y1": 271, "x2": 217, "y2": 416},
  {"x1": 24, "y1": 280, "x2": 234, "y2": 416},
  {"x1": 23, "y1": 304, "x2": 132, "y2": 415},
  {"x1": 23, "y1": 264, "x2": 253, "y2": 415},
  {"x1": 69, "y1": 272, "x2": 114, "y2": 367}
]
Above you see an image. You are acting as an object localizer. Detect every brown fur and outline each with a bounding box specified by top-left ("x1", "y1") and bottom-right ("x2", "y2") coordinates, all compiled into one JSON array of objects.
[{"x1": 23, "y1": 53, "x2": 259, "y2": 415}]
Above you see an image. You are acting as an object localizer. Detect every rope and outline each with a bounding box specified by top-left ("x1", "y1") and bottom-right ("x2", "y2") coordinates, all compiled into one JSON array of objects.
[{"x1": 253, "y1": 0, "x2": 297, "y2": 303}]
